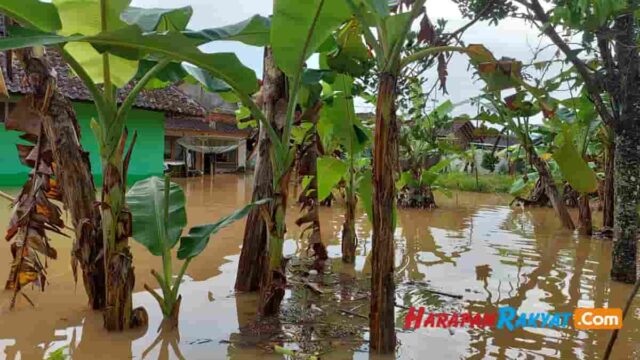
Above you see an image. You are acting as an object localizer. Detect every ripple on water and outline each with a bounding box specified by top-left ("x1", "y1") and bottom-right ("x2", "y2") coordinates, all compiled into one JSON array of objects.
[{"x1": 0, "y1": 177, "x2": 638, "y2": 359}]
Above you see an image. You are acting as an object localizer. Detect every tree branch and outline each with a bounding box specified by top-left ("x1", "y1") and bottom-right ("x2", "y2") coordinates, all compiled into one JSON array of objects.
[
  {"x1": 442, "y1": 0, "x2": 494, "y2": 44},
  {"x1": 400, "y1": 45, "x2": 470, "y2": 69},
  {"x1": 525, "y1": 0, "x2": 615, "y2": 126}
]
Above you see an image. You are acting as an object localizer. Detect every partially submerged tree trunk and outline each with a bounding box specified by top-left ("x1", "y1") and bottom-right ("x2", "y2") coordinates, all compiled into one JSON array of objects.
[
  {"x1": 577, "y1": 194, "x2": 593, "y2": 236},
  {"x1": 370, "y1": 73, "x2": 399, "y2": 353},
  {"x1": 234, "y1": 49, "x2": 280, "y2": 292},
  {"x1": 513, "y1": 178, "x2": 549, "y2": 207},
  {"x1": 529, "y1": 148, "x2": 575, "y2": 230},
  {"x1": 602, "y1": 141, "x2": 615, "y2": 229},
  {"x1": 397, "y1": 183, "x2": 436, "y2": 209},
  {"x1": 611, "y1": 128, "x2": 640, "y2": 282},
  {"x1": 102, "y1": 129, "x2": 146, "y2": 330},
  {"x1": 295, "y1": 102, "x2": 328, "y2": 270},
  {"x1": 563, "y1": 183, "x2": 579, "y2": 208},
  {"x1": 258, "y1": 48, "x2": 289, "y2": 316},
  {"x1": 16, "y1": 48, "x2": 106, "y2": 309},
  {"x1": 235, "y1": 126, "x2": 272, "y2": 291},
  {"x1": 611, "y1": 13, "x2": 640, "y2": 284},
  {"x1": 259, "y1": 182, "x2": 290, "y2": 316},
  {"x1": 341, "y1": 176, "x2": 357, "y2": 264}
]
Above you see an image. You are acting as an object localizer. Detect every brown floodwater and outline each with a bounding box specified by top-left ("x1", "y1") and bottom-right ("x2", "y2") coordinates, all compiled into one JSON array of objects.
[{"x1": 0, "y1": 174, "x2": 638, "y2": 359}]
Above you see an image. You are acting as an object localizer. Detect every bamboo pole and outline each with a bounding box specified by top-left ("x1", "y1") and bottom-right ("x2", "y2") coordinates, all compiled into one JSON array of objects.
[{"x1": 0, "y1": 190, "x2": 13, "y2": 202}]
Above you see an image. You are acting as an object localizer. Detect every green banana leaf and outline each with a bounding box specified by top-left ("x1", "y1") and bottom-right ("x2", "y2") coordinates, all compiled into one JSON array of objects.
[
  {"x1": 121, "y1": 6, "x2": 193, "y2": 32},
  {"x1": 317, "y1": 156, "x2": 348, "y2": 201},
  {"x1": 184, "y1": 14, "x2": 271, "y2": 46},
  {"x1": 1, "y1": 0, "x2": 61, "y2": 32},
  {"x1": 0, "y1": 25, "x2": 260, "y2": 96},
  {"x1": 54, "y1": 0, "x2": 139, "y2": 86},
  {"x1": 127, "y1": 176, "x2": 187, "y2": 257},
  {"x1": 271, "y1": 0, "x2": 351, "y2": 77},
  {"x1": 509, "y1": 172, "x2": 539, "y2": 195},
  {"x1": 178, "y1": 199, "x2": 270, "y2": 260},
  {"x1": 552, "y1": 129, "x2": 598, "y2": 193},
  {"x1": 357, "y1": 170, "x2": 374, "y2": 222}
]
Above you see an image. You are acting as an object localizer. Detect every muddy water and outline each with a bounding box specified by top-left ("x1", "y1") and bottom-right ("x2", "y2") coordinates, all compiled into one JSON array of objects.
[{"x1": 0, "y1": 174, "x2": 638, "y2": 359}]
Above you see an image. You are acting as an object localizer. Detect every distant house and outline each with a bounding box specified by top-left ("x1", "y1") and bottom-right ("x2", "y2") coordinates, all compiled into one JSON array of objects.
[
  {"x1": 470, "y1": 134, "x2": 520, "y2": 150},
  {"x1": 436, "y1": 119, "x2": 476, "y2": 149},
  {"x1": 175, "y1": 84, "x2": 251, "y2": 173},
  {"x1": 0, "y1": 49, "x2": 248, "y2": 185},
  {"x1": 165, "y1": 113, "x2": 250, "y2": 174}
]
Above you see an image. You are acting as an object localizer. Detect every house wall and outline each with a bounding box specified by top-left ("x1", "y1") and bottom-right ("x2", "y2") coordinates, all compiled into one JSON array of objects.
[
  {"x1": 0, "y1": 122, "x2": 28, "y2": 187},
  {"x1": 0, "y1": 102, "x2": 165, "y2": 186}
]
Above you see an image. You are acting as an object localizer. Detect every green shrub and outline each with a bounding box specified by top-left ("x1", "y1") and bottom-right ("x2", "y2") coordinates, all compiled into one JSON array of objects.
[
  {"x1": 437, "y1": 172, "x2": 514, "y2": 193},
  {"x1": 481, "y1": 152, "x2": 499, "y2": 172}
]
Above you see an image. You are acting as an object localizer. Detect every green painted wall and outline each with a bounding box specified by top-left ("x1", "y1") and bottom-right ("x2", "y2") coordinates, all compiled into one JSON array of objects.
[{"x1": 0, "y1": 102, "x2": 165, "y2": 186}]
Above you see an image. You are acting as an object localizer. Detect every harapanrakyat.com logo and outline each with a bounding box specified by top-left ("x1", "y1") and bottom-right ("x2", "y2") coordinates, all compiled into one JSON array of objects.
[{"x1": 404, "y1": 306, "x2": 623, "y2": 330}]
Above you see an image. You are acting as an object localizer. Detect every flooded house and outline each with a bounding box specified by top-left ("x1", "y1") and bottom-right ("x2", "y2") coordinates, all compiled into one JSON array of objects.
[{"x1": 0, "y1": 49, "x2": 249, "y2": 186}]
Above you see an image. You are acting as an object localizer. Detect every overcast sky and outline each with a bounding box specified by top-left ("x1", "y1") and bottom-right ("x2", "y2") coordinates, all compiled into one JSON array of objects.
[{"x1": 131, "y1": 0, "x2": 557, "y2": 116}]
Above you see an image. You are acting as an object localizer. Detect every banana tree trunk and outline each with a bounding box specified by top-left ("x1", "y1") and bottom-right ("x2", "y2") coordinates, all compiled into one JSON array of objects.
[
  {"x1": 397, "y1": 182, "x2": 436, "y2": 209},
  {"x1": 256, "y1": 47, "x2": 289, "y2": 315},
  {"x1": 17, "y1": 49, "x2": 106, "y2": 309},
  {"x1": 295, "y1": 105, "x2": 328, "y2": 270},
  {"x1": 528, "y1": 145, "x2": 575, "y2": 230},
  {"x1": 235, "y1": 125, "x2": 272, "y2": 292},
  {"x1": 101, "y1": 130, "x2": 146, "y2": 331},
  {"x1": 577, "y1": 194, "x2": 592, "y2": 236},
  {"x1": 341, "y1": 174, "x2": 357, "y2": 264},
  {"x1": 611, "y1": 12, "x2": 640, "y2": 284},
  {"x1": 235, "y1": 48, "x2": 285, "y2": 292},
  {"x1": 370, "y1": 73, "x2": 399, "y2": 353},
  {"x1": 259, "y1": 182, "x2": 290, "y2": 316}
]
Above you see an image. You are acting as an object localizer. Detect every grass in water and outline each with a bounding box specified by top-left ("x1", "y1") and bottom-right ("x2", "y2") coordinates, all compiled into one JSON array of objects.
[{"x1": 438, "y1": 172, "x2": 514, "y2": 194}]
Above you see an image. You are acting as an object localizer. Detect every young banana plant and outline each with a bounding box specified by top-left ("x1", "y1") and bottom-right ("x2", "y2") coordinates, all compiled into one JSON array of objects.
[{"x1": 127, "y1": 176, "x2": 268, "y2": 329}]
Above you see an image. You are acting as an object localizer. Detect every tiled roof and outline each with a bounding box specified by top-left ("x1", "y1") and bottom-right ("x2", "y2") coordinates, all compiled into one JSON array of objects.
[
  {"x1": 1, "y1": 49, "x2": 205, "y2": 116},
  {"x1": 166, "y1": 114, "x2": 250, "y2": 138}
]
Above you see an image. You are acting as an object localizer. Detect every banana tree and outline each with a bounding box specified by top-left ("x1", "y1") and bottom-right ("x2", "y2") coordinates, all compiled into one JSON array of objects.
[
  {"x1": 316, "y1": 70, "x2": 371, "y2": 264},
  {"x1": 290, "y1": 70, "x2": 336, "y2": 271},
  {"x1": 547, "y1": 93, "x2": 601, "y2": 235},
  {"x1": 340, "y1": 0, "x2": 504, "y2": 352},
  {"x1": 497, "y1": 0, "x2": 636, "y2": 282},
  {"x1": 253, "y1": 0, "x2": 356, "y2": 316},
  {"x1": 474, "y1": 91, "x2": 575, "y2": 230},
  {"x1": 155, "y1": 0, "x2": 353, "y2": 313},
  {"x1": 0, "y1": 0, "x2": 266, "y2": 330},
  {"x1": 127, "y1": 176, "x2": 268, "y2": 329},
  {"x1": 398, "y1": 98, "x2": 455, "y2": 208},
  {"x1": 396, "y1": 158, "x2": 451, "y2": 208}
]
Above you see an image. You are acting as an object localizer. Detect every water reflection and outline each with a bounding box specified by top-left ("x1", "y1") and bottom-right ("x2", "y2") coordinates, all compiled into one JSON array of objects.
[{"x1": 0, "y1": 175, "x2": 638, "y2": 359}]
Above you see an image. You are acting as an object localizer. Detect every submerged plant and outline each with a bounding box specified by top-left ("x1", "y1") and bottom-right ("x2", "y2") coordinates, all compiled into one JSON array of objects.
[{"x1": 127, "y1": 176, "x2": 268, "y2": 329}]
